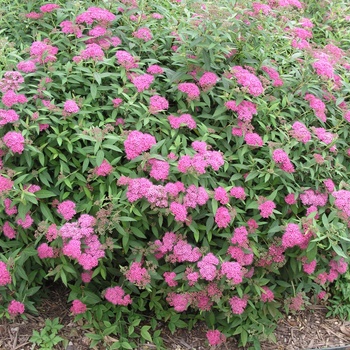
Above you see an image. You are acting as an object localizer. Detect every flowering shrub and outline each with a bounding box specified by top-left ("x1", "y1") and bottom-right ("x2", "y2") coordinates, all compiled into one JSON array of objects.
[{"x1": 1, "y1": 0, "x2": 350, "y2": 348}]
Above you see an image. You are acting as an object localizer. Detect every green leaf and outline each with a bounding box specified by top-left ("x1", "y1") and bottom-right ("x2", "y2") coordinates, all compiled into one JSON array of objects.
[
  {"x1": 141, "y1": 326, "x2": 152, "y2": 342},
  {"x1": 96, "y1": 150, "x2": 104, "y2": 166},
  {"x1": 35, "y1": 190, "x2": 57, "y2": 198}
]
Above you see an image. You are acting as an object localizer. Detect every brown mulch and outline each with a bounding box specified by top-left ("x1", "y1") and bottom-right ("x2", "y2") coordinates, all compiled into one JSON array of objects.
[{"x1": 1, "y1": 286, "x2": 350, "y2": 350}]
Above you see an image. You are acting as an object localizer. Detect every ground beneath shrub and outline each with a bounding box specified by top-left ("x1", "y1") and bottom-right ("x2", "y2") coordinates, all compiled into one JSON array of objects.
[{"x1": 1, "y1": 286, "x2": 350, "y2": 350}]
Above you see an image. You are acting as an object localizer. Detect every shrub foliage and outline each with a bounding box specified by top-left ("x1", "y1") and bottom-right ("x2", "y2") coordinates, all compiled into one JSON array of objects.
[{"x1": 1, "y1": 0, "x2": 350, "y2": 348}]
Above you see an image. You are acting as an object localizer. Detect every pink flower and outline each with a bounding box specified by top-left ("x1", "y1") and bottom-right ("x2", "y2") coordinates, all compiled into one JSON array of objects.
[
  {"x1": 70, "y1": 300, "x2": 87, "y2": 315},
  {"x1": 147, "y1": 65, "x2": 164, "y2": 74},
  {"x1": 25, "y1": 12, "x2": 43, "y2": 19},
  {"x1": 132, "y1": 74, "x2": 154, "y2": 92},
  {"x1": 303, "y1": 260, "x2": 317, "y2": 274},
  {"x1": 149, "y1": 159, "x2": 169, "y2": 181},
  {"x1": 132, "y1": 27, "x2": 153, "y2": 42},
  {"x1": 169, "y1": 202, "x2": 188, "y2": 222},
  {"x1": 231, "y1": 66, "x2": 264, "y2": 96},
  {"x1": 305, "y1": 94, "x2": 327, "y2": 122},
  {"x1": 3, "y1": 222, "x2": 16, "y2": 239},
  {"x1": 57, "y1": 200, "x2": 76, "y2": 220},
  {"x1": 105, "y1": 286, "x2": 132, "y2": 306},
  {"x1": 272, "y1": 149, "x2": 295, "y2": 173},
  {"x1": 199, "y1": 72, "x2": 218, "y2": 89},
  {"x1": 149, "y1": 95, "x2": 169, "y2": 114},
  {"x1": 258, "y1": 200, "x2": 276, "y2": 218},
  {"x1": 17, "y1": 213, "x2": 33, "y2": 229},
  {"x1": 113, "y1": 98, "x2": 123, "y2": 107},
  {"x1": 88, "y1": 26, "x2": 107, "y2": 38},
  {"x1": 230, "y1": 186, "x2": 246, "y2": 200},
  {"x1": 282, "y1": 223, "x2": 305, "y2": 248},
  {"x1": 313, "y1": 59, "x2": 334, "y2": 79},
  {"x1": 64, "y1": 100, "x2": 80, "y2": 114},
  {"x1": 0, "y1": 109, "x2": 19, "y2": 126},
  {"x1": 167, "y1": 293, "x2": 191, "y2": 312},
  {"x1": 3, "y1": 131, "x2": 25, "y2": 154},
  {"x1": 244, "y1": 133, "x2": 263, "y2": 147},
  {"x1": 81, "y1": 270, "x2": 93, "y2": 283},
  {"x1": 206, "y1": 330, "x2": 226, "y2": 346},
  {"x1": 214, "y1": 187, "x2": 229, "y2": 205},
  {"x1": 261, "y1": 286, "x2": 274, "y2": 302},
  {"x1": 178, "y1": 83, "x2": 200, "y2": 100},
  {"x1": 0, "y1": 176, "x2": 13, "y2": 192},
  {"x1": 94, "y1": 160, "x2": 113, "y2": 176},
  {"x1": 215, "y1": 207, "x2": 231, "y2": 228},
  {"x1": 40, "y1": 4, "x2": 60, "y2": 12},
  {"x1": 262, "y1": 66, "x2": 283, "y2": 86},
  {"x1": 163, "y1": 272, "x2": 178, "y2": 287},
  {"x1": 0, "y1": 262, "x2": 11, "y2": 286},
  {"x1": 285, "y1": 193, "x2": 297, "y2": 205},
  {"x1": 168, "y1": 114, "x2": 196, "y2": 129},
  {"x1": 75, "y1": 7, "x2": 116, "y2": 25},
  {"x1": 4, "y1": 198, "x2": 17, "y2": 216},
  {"x1": 291, "y1": 122, "x2": 311, "y2": 143},
  {"x1": 125, "y1": 262, "x2": 151, "y2": 287},
  {"x1": 80, "y1": 44, "x2": 104, "y2": 61},
  {"x1": 37, "y1": 243, "x2": 54, "y2": 259},
  {"x1": 124, "y1": 130, "x2": 156, "y2": 160},
  {"x1": 221, "y1": 261, "x2": 243, "y2": 284},
  {"x1": 115, "y1": 50, "x2": 138, "y2": 70},
  {"x1": 229, "y1": 295, "x2": 248, "y2": 315},
  {"x1": 8, "y1": 300, "x2": 25, "y2": 316},
  {"x1": 231, "y1": 226, "x2": 248, "y2": 246},
  {"x1": 17, "y1": 60, "x2": 37, "y2": 73}
]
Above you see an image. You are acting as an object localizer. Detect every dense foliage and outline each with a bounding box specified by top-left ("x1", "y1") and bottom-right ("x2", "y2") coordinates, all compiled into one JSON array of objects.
[{"x1": 1, "y1": 0, "x2": 350, "y2": 348}]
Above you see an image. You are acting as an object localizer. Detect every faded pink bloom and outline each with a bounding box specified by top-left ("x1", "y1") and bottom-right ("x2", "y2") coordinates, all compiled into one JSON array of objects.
[{"x1": 261, "y1": 286, "x2": 274, "y2": 302}]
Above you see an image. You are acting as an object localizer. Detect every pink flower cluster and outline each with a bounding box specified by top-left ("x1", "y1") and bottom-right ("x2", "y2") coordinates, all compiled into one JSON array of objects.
[
  {"x1": 332, "y1": 190, "x2": 350, "y2": 218},
  {"x1": 37, "y1": 243, "x2": 54, "y2": 259},
  {"x1": 215, "y1": 207, "x2": 231, "y2": 228},
  {"x1": 262, "y1": 66, "x2": 283, "y2": 86},
  {"x1": 105, "y1": 286, "x2": 132, "y2": 306},
  {"x1": 0, "y1": 71, "x2": 24, "y2": 92},
  {"x1": 166, "y1": 292, "x2": 191, "y2": 312},
  {"x1": 2, "y1": 90, "x2": 27, "y2": 108},
  {"x1": 206, "y1": 330, "x2": 226, "y2": 346},
  {"x1": 0, "y1": 261, "x2": 11, "y2": 285},
  {"x1": 60, "y1": 215, "x2": 105, "y2": 270},
  {"x1": 244, "y1": 132, "x2": 263, "y2": 147},
  {"x1": 225, "y1": 100, "x2": 257, "y2": 122},
  {"x1": 300, "y1": 189, "x2": 328, "y2": 207},
  {"x1": 178, "y1": 141, "x2": 224, "y2": 174},
  {"x1": 132, "y1": 74, "x2": 154, "y2": 92},
  {"x1": 132, "y1": 27, "x2": 153, "y2": 42},
  {"x1": 313, "y1": 59, "x2": 334, "y2": 79},
  {"x1": 221, "y1": 261, "x2": 243, "y2": 284},
  {"x1": 0, "y1": 175, "x2": 13, "y2": 193},
  {"x1": 229, "y1": 295, "x2": 248, "y2": 314},
  {"x1": 312, "y1": 127, "x2": 335, "y2": 146},
  {"x1": 125, "y1": 262, "x2": 151, "y2": 287},
  {"x1": 78, "y1": 43, "x2": 105, "y2": 61},
  {"x1": 70, "y1": 300, "x2": 87, "y2": 315},
  {"x1": 291, "y1": 121, "x2": 311, "y2": 143},
  {"x1": 3, "y1": 221, "x2": 16, "y2": 239},
  {"x1": 282, "y1": 223, "x2": 305, "y2": 248},
  {"x1": 178, "y1": 83, "x2": 200, "y2": 100},
  {"x1": 168, "y1": 114, "x2": 196, "y2": 129},
  {"x1": 214, "y1": 187, "x2": 229, "y2": 205},
  {"x1": 198, "y1": 72, "x2": 218, "y2": 89},
  {"x1": 148, "y1": 159, "x2": 170, "y2": 181},
  {"x1": 230, "y1": 186, "x2": 246, "y2": 200},
  {"x1": 304, "y1": 94, "x2": 326, "y2": 122},
  {"x1": 115, "y1": 50, "x2": 139, "y2": 70},
  {"x1": 64, "y1": 100, "x2": 80, "y2": 114},
  {"x1": 258, "y1": 199, "x2": 276, "y2": 218},
  {"x1": 261, "y1": 286, "x2": 274, "y2": 302},
  {"x1": 197, "y1": 253, "x2": 219, "y2": 281},
  {"x1": 40, "y1": 4, "x2": 60, "y2": 13},
  {"x1": 30, "y1": 40, "x2": 58, "y2": 64},
  {"x1": 8, "y1": 300, "x2": 25, "y2": 316},
  {"x1": 57, "y1": 200, "x2": 76, "y2": 220},
  {"x1": 149, "y1": 95, "x2": 169, "y2": 114},
  {"x1": 272, "y1": 149, "x2": 295, "y2": 173},
  {"x1": 3, "y1": 131, "x2": 25, "y2": 154},
  {"x1": 75, "y1": 7, "x2": 116, "y2": 25},
  {"x1": 147, "y1": 65, "x2": 164, "y2": 75},
  {"x1": 94, "y1": 159, "x2": 113, "y2": 176},
  {"x1": 231, "y1": 66, "x2": 264, "y2": 96},
  {"x1": 124, "y1": 130, "x2": 156, "y2": 160},
  {"x1": 163, "y1": 271, "x2": 178, "y2": 287}
]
